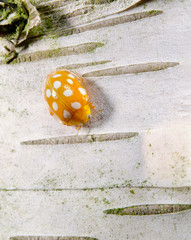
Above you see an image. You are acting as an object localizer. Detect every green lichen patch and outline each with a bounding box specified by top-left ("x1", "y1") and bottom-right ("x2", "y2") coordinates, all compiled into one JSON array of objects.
[
  {"x1": 0, "y1": 0, "x2": 40, "y2": 45},
  {"x1": 0, "y1": 37, "x2": 17, "y2": 63},
  {"x1": 0, "y1": 0, "x2": 40, "y2": 62}
]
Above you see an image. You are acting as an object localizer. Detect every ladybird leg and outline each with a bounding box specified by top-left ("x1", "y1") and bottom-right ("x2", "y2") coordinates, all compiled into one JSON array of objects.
[
  {"x1": 76, "y1": 125, "x2": 82, "y2": 135},
  {"x1": 96, "y1": 109, "x2": 104, "y2": 113},
  {"x1": 64, "y1": 121, "x2": 73, "y2": 127},
  {"x1": 49, "y1": 109, "x2": 54, "y2": 116},
  {"x1": 60, "y1": 121, "x2": 73, "y2": 127},
  {"x1": 77, "y1": 76, "x2": 84, "y2": 84},
  {"x1": 89, "y1": 102, "x2": 96, "y2": 109},
  {"x1": 68, "y1": 70, "x2": 84, "y2": 84},
  {"x1": 91, "y1": 108, "x2": 104, "y2": 118}
]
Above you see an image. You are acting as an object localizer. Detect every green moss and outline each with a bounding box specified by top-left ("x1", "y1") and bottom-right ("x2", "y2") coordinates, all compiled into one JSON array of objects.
[
  {"x1": 0, "y1": 0, "x2": 28, "y2": 40},
  {"x1": 105, "y1": 207, "x2": 125, "y2": 215},
  {"x1": 130, "y1": 189, "x2": 135, "y2": 194},
  {"x1": 147, "y1": 10, "x2": 159, "y2": 15},
  {"x1": 91, "y1": 136, "x2": 96, "y2": 142},
  {"x1": 8, "y1": 107, "x2": 15, "y2": 112},
  {"x1": 141, "y1": 180, "x2": 148, "y2": 185},
  {"x1": 178, "y1": 204, "x2": 191, "y2": 211},
  {"x1": 90, "y1": 0, "x2": 117, "y2": 4},
  {"x1": 0, "y1": 189, "x2": 8, "y2": 192},
  {"x1": 102, "y1": 197, "x2": 111, "y2": 205},
  {"x1": 136, "y1": 162, "x2": 141, "y2": 169},
  {"x1": 0, "y1": 7, "x2": 11, "y2": 19},
  {"x1": 87, "y1": 42, "x2": 104, "y2": 53}
]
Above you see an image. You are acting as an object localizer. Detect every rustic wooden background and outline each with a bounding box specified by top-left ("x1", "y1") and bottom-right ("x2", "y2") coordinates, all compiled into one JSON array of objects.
[{"x1": 0, "y1": 0, "x2": 191, "y2": 239}]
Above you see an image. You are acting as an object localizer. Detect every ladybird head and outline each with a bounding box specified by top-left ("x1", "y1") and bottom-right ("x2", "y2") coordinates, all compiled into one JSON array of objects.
[{"x1": 71, "y1": 104, "x2": 91, "y2": 125}]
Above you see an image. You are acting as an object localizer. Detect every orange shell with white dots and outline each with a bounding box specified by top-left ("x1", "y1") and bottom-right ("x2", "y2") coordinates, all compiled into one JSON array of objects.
[{"x1": 43, "y1": 69, "x2": 94, "y2": 126}]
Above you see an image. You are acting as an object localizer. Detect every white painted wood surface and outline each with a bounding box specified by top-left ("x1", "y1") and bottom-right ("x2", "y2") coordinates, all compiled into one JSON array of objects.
[{"x1": 0, "y1": 0, "x2": 191, "y2": 239}]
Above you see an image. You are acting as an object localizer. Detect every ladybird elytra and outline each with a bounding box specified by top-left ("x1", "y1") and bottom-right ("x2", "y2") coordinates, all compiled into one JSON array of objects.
[{"x1": 43, "y1": 69, "x2": 94, "y2": 126}]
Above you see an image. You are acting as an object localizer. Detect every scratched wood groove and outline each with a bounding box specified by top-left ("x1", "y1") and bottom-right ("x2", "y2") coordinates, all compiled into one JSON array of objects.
[
  {"x1": 10, "y1": 237, "x2": 98, "y2": 240},
  {"x1": 1, "y1": 0, "x2": 191, "y2": 240},
  {"x1": 82, "y1": 62, "x2": 179, "y2": 77},
  {"x1": 104, "y1": 204, "x2": 191, "y2": 215},
  {"x1": 20, "y1": 132, "x2": 138, "y2": 145},
  {"x1": 27, "y1": 0, "x2": 146, "y2": 38}
]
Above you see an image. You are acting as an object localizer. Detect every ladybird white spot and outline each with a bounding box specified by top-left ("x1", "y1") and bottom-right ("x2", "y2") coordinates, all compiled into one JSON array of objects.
[
  {"x1": 53, "y1": 81, "x2": 61, "y2": 89},
  {"x1": 52, "y1": 89, "x2": 57, "y2": 99},
  {"x1": 68, "y1": 73, "x2": 75, "y2": 79},
  {"x1": 71, "y1": 102, "x2": 81, "y2": 110},
  {"x1": 46, "y1": 89, "x2": 51, "y2": 98},
  {"x1": 63, "y1": 110, "x2": 71, "y2": 119},
  {"x1": 67, "y1": 79, "x2": 73, "y2": 85},
  {"x1": 53, "y1": 74, "x2": 62, "y2": 78},
  {"x1": 52, "y1": 102, "x2": 58, "y2": 111},
  {"x1": 78, "y1": 87, "x2": 86, "y2": 96},
  {"x1": 63, "y1": 89, "x2": 73, "y2": 97}
]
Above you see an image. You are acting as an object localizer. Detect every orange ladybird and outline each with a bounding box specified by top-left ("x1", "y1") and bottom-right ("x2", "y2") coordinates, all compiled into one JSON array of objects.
[{"x1": 43, "y1": 69, "x2": 94, "y2": 126}]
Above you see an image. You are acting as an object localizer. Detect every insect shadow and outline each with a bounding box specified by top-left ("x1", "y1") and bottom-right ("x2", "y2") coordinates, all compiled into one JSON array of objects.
[{"x1": 82, "y1": 77, "x2": 114, "y2": 129}]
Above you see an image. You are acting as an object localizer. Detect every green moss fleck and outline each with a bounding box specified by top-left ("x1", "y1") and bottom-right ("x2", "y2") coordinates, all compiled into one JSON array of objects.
[{"x1": 130, "y1": 189, "x2": 135, "y2": 194}]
